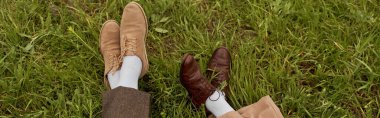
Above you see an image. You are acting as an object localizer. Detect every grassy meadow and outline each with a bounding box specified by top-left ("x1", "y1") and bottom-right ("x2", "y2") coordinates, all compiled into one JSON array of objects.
[{"x1": 0, "y1": 0, "x2": 380, "y2": 117}]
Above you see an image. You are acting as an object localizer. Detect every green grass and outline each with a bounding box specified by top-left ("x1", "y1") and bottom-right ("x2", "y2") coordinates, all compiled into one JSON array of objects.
[{"x1": 1, "y1": 0, "x2": 380, "y2": 117}]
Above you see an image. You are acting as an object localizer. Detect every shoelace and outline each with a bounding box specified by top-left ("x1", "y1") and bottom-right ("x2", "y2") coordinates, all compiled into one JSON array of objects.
[
  {"x1": 109, "y1": 54, "x2": 120, "y2": 72},
  {"x1": 122, "y1": 35, "x2": 137, "y2": 55}
]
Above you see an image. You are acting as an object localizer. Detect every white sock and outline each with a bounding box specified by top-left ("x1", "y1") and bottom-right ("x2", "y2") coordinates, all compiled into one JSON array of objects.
[
  {"x1": 206, "y1": 90, "x2": 235, "y2": 117},
  {"x1": 107, "y1": 70, "x2": 120, "y2": 89},
  {"x1": 118, "y1": 56, "x2": 142, "y2": 89}
]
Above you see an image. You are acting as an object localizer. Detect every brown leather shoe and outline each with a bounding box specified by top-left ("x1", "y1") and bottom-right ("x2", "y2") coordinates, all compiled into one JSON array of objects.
[
  {"x1": 180, "y1": 54, "x2": 216, "y2": 108},
  {"x1": 100, "y1": 20, "x2": 121, "y2": 89},
  {"x1": 120, "y1": 2, "x2": 149, "y2": 77},
  {"x1": 205, "y1": 47, "x2": 232, "y2": 116},
  {"x1": 207, "y1": 47, "x2": 232, "y2": 91}
]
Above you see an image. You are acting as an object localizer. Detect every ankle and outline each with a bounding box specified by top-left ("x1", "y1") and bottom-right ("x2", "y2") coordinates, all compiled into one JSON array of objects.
[
  {"x1": 206, "y1": 90, "x2": 235, "y2": 117},
  {"x1": 118, "y1": 56, "x2": 142, "y2": 90}
]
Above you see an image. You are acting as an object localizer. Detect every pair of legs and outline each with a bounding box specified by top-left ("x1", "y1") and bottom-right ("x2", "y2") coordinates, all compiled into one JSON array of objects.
[
  {"x1": 100, "y1": 2, "x2": 150, "y2": 118},
  {"x1": 180, "y1": 49, "x2": 237, "y2": 117},
  {"x1": 180, "y1": 49, "x2": 283, "y2": 118},
  {"x1": 99, "y1": 1, "x2": 149, "y2": 90}
]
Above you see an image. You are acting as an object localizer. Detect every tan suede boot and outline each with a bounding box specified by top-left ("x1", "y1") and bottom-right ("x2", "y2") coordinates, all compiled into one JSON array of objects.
[
  {"x1": 120, "y1": 2, "x2": 149, "y2": 78},
  {"x1": 100, "y1": 20, "x2": 121, "y2": 89}
]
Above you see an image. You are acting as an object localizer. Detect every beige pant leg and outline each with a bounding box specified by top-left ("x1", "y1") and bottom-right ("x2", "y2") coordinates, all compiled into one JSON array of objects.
[{"x1": 216, "y1": 96, "x2": 283, "y2": 118}]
